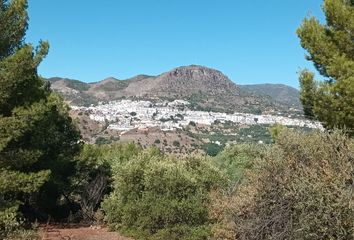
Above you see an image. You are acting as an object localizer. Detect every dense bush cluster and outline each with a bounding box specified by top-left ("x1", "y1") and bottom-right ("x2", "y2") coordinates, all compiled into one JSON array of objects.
[
  {"x1": 213, "y1": 144, "x2": 265, "y2": 191},
  {"x1": 211, "y1": 129, "x2": 354, "y2": 240},
  {"x1": 70, "y1": 143, "x2": 142, "y2": 222},
  {"x1": 102, "y1": 149, "x2": 226, "y2": 240}
]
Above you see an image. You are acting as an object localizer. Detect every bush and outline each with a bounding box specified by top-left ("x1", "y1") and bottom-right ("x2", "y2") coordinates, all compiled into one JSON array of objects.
[
  {"x1": 71, "y1": 143, "x2": 142, "y2": 222},
  {"x1": 102, "y1": 149, "x2": 225, "y2": 240},
  {"x1": 202, "y1": 143, "x2": 223, "y2": 157},
  {"x1": 211, "y1": 129, "x2": 354, "y2": 240},
  {"x1": 213, "y1": 144, "x2": 265, "y2": 191},
  {"x1": 95, "y1": 136, "x2": 112, "y2": 145},
  {"x1": 189, "y1": 121, "x2": 197, "y2": 127},
  {"x1": 172, "y1": 140, "x2": 180, "y2": 147}
]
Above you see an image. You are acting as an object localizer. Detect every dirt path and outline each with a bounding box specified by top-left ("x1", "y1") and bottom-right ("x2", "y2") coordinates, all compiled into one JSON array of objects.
[{"x1": 40, "y1": 225, "x2": 133, "y2": 240}]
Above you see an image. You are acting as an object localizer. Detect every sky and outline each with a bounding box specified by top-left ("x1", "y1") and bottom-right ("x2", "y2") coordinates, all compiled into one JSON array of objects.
[{"x1": 27, "y1": 0, "x2": 325, "y2": 88}]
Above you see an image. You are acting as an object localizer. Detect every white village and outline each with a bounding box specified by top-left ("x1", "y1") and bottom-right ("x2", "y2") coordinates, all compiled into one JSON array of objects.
[{"x1": 72, "y1": 100, "x2": 323, "y2": 133}]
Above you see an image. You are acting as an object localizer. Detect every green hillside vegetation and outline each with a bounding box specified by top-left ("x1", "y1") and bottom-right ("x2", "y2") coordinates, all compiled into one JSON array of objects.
[
  {"x1": 64, "y1": 79, "x2": 91, "y2": 91},
  {"x1": 239, "y1": 84, "x2": 301, "y2": 108},
  {"x1": 97, "y1": 79, "x2": 129, "y2": 91}
]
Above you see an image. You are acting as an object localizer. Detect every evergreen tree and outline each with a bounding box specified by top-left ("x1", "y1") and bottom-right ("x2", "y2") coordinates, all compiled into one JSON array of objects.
[
  {"x1": 297, "y1": 0, "x2": 354, "y2": 134},
  {"x1": 0, "y1": 0, "x2": 81, "y2": 232}
]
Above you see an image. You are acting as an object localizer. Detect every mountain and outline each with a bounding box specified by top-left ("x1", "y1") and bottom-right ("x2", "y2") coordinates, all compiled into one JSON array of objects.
[
  {"x1": 48, "y1": 65, "x2": 299, "y2": 113},
  {"x1": 239, "y1": 84, "x2": 301, "y2": 108}
]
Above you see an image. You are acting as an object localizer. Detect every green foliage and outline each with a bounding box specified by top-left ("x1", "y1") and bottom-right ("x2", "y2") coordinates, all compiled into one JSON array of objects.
[
  {"x1": 71, "y1": 143, "x2": 142, "y2": 221},
  {"x1": 0, "y1": 42, "x2": 48, "y2": 116},
  {"x1": 213, "y1": 144, "x2": 264, "y2": 191},
  {"x1": 212, "y1": 129, "x2": 354, "y2": 239},
  {"x1": 268, "y1": 123, "x2": 286, "y2": 142},
  {"x1": 298, "y1": 70, "x2": 316, "y2": 118},
  {"x1": 11, "y1": 94, "x2": 81, "y2": 219},
  {"x1": 202, "y1": 143, "x2": 223, "y2": 157},
  {"x1": 0, "y1": 0, "x2": 81, "y2": 234},
  {"x1": 297, "y1": 0, "x2": 354, "y2": 134},
  {"x1": 0, "y1": 0, "x2": 28, "y2": 58},
  {"x1": 102, "y1": 143, "x2": 143, "y2": 166},
  {"x1": 74, "y1": 143, "x2": 142, "y2": 177},
  {"x1": 95, "y1": 136, "x2": 112, "y2": 145},
  {"x1": 236, "y1": 125, "x2": 272, "y2": 144},
  {"x1": 102, "y1": 150, "x2": 225, "y2": 240},
  {"x1": 0, "y1": 205, "x2": 22, "y2": 237}
]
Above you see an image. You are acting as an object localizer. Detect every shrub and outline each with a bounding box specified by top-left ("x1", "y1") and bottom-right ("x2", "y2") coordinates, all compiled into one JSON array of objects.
[
  {"x1": 202, "y1": 143, "x2": 223, "y2": 157},
  {"x1": 211, "y1": 129, "x2": 354, "y2": 240},
  {"x1": 189, "y1": 121, "x2": 197, "y2": 127},
  {"x1": 72, "y1": 143, "x2": 142, "y2": 222},
  {"x1": 213, "y1": 144, "x2": 265, "y2": 191},
  {"x1": 102, "y1": 149, "x2": 225, "y2": 240},
  {"x1": 172, "y1": 140, "x2": 180, "y2": 147},
  {"x1": 95, "y1": 136, "x2": 112, "y2": 145},
  {"x1": 268, "y1": 123, "x2": 285, "y2": 142}
]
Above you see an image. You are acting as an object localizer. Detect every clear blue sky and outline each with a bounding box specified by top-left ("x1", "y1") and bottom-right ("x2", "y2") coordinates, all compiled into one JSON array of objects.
[{"x1": 27, "y1": 0, "x2": 324, "y2": 88}]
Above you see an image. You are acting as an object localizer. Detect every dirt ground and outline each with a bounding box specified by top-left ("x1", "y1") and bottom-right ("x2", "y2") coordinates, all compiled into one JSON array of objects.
[{"x1": 40, "y1": 225, "x2": 133, "y2": 240}]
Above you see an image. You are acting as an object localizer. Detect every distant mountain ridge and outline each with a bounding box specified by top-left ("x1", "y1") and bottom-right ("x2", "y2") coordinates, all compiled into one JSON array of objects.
[
  {"x1": 239, "y1": 84, "x2": 301, "y2": 108},
  {"x1": 48, "y1": 65, "x2": 301, "y2": 113}
]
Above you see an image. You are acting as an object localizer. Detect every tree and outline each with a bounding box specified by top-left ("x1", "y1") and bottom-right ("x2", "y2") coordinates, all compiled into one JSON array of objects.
[
  {"x1": 0, "y1": 0, "x2": 27, "y2": 59},
  {"x1": 0, "y1": 0, "x2": 81, "y2": 233},
  {"x1": 297, "y1": 0, "x2": 354, "y2": 134}
]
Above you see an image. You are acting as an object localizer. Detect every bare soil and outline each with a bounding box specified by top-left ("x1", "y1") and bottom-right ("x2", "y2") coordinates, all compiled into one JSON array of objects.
[{"x1": 40, "y1": 225, "x2": 133, "y2": 240}]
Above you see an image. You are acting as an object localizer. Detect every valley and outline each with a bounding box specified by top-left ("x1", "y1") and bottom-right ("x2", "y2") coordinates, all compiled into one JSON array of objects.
[
  {"x1": 48, "y1": 65, "x2": 321, "y2": 155},
  {"x1": 71, "y1": 99, "x2": 321, "y2": 155}
]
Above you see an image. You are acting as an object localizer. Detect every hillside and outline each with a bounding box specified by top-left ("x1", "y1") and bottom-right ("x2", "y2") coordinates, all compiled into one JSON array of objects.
[
  {"x1": 49, "y1": 65, "x2": 294, "y2": 113},
  {"x1": 239, "y1": 83, "x2": 301, "y2": 108}
]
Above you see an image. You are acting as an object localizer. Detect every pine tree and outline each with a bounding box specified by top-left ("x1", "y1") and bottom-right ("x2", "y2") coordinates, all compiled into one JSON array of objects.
[
  {"x1": 0, "y1": 0, "x2": 81, "y2": 232},
  {"x1": 297, "y1": 0, "x2": 354, "y2": 134}
]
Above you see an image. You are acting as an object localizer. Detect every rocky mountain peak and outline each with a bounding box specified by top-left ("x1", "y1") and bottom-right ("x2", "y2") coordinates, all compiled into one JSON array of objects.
[
  {"x1": 165, "y1": 65, "x2": 227, "y2": 82},
  {"x1": 47, "y1": 65, "x2": 300, "y2": 112}
]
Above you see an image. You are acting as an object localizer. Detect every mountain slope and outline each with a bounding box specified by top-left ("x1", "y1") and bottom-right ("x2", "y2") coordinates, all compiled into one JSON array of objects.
[
  {"x1": 239, "y1": 84, "x2": 301, "y2": 108},
  {"x1": 48, "y1": 65, "x2": 298, "y2": 113}
]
